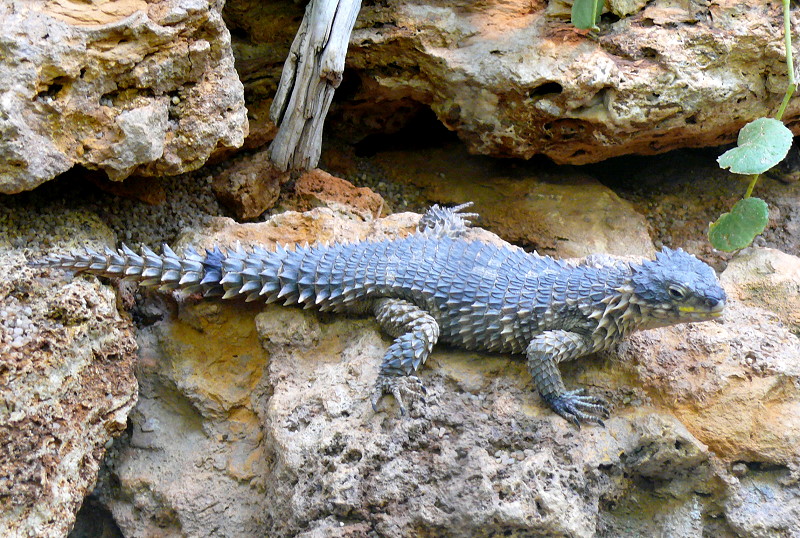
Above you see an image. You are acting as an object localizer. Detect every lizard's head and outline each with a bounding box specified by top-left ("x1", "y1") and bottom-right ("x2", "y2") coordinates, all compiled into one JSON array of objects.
[{"x1": 630, "y1": 247, "x2": 726, "y2": 327}]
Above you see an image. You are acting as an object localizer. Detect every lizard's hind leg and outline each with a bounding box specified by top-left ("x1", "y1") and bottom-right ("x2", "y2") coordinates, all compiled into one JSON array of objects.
[{"x1": 371, "y1": 298, "x2": 440, "y2": 415}]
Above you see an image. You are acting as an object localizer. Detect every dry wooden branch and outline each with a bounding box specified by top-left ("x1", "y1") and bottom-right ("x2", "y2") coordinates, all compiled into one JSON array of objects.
[{"x1": 269, "y1": 0, "x2": 361, "y2": 171}]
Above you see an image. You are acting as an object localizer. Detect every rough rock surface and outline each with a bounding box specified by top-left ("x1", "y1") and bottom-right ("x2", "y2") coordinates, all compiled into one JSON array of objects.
[
  {"x1": 371, "y1": 145, "x2": 655, "y2": 258},
  {"x1": 0, "y1": 0, "x2": 247, "y2": 194},
  {"x1": 719, "y1": 247, "x2": 800, "y2": 334},
  {"x1": 226, "y1": 0, "x2": 800, "y2": 164},
  {"x1": 0, "y1": 210, "x2": 138, "y2": 538},
  {"x1": 55, "y1": 207, "x2": 798, "y2": 537},
  {"x1": 286, "y1": 168, "x2": 386, "y2": 218},
  {"x1": 212, "y1": 149, "x2": 288, "y2": 220}
]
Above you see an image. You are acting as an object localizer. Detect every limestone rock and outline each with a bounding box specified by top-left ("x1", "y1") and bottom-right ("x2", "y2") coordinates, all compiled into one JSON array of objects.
[
  {"x1": 0, "y1": 0, "x2": 247, "y2": 194},
  {"x1": 725, "y1": 470, "x2": 800, "y2": 538},
  {"x1": 212, "y1": 149, "x2": 288, "y2": 220},
  {"x1": 720, "y1": 247, "x2": 800, "y2": 334},
  {"x1": 0, "y1": 213, "x2": 138, "y2": 537},
  {"x1": 348, "y1": 0, "x2": 800, "y2": 164},
  {"x1": 226, "y1": 0, "x2": 800, "y2": 164}
]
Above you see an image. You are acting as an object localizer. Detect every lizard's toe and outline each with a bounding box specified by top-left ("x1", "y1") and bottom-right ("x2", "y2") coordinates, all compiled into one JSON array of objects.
[
  {"x1": 544, "y1": 390, "x2": 609, "y2": 427},
  {"x1": 451, "y1": 202, "x2": 479, "y2": 225},
  {"x1": 371, "y1": 375, "x2": 428, "y2": 416}
]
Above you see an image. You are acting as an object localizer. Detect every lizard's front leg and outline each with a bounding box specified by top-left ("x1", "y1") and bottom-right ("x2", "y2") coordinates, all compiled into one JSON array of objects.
[
  {"x1": 371, "y1": 298, "x2": 440, "y2": 415},
  {"x1": 526, "y1": 330, "x2": 609, "y2": 427}
]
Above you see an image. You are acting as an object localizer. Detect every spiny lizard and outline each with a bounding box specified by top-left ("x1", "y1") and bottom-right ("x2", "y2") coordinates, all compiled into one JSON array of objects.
[{"x1": 33, "y1": 203, "x2": 726, "y2": 426}]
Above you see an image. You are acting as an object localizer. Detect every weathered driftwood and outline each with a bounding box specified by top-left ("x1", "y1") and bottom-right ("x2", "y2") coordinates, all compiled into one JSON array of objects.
[{"x1": 269, "y1": 0, "x2": 361, "y2": 171}]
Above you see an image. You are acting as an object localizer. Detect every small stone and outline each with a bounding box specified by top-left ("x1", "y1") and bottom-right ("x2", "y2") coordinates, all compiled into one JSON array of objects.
[
  {"x1": 212, "y1": 150, "x2": 286, "y2": 220},
  {"x1": 731, "y1": 462, "x2": 748, "y2": 477},
  {"x1": 141, "y1": 418, "x2": 160, "y2": 433}
]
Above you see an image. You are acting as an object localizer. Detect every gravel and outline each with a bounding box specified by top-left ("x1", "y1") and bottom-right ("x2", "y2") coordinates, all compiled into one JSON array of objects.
[{"x1": 0, "y1": 170, "x2": 224, "y2": 253}]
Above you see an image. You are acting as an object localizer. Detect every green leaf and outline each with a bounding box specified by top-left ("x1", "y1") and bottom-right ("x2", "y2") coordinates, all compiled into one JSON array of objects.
[
  {"x1": 717, "y1": 117, "x2": 793, "y2": 175},
  {"x1": 572, "y1": 0, "x2": 603, "y2": 29},
  {"x1": 708, "y1": 197, "x2": 769, "y2": 251}
]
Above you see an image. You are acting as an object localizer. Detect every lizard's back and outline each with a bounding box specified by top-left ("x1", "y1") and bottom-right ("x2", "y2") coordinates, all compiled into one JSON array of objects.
[{"x1": 247, "y1": 234, "x2": 569, "y2": 353}]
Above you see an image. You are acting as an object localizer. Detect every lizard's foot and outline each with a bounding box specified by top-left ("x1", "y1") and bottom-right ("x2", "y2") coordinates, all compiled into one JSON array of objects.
[
  {"x1": 419, "y1": 202, "x2": 480, "y2": 238},
  {"x1": 446, "y1": 202, "x2": 480, "y2": 226},
  {"x1": 371, "y1": 375, "x2": 427, "y2": 416},
  {"x1": 543, "y1": 389, "x2": 609, "y2": 428}
]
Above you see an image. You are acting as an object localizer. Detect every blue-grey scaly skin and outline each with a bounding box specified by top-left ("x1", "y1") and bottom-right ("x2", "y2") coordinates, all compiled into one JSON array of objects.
[{"x1": 32, "y1": 203, "x2": 727, "y2": 426}]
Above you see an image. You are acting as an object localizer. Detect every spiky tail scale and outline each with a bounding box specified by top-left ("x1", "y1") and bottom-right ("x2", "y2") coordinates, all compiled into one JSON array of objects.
[
  {"x1": 32, "y1": 244, "x2": 226, "y2": 297},
  {"x1": 217, "y1": 244, "x2": 306, "y2": 303},
  {"x1": 31, "y1": 242, "x2": 352, "y2": 308},
  {"x1": 216, "y1": 242, "x2": 375, "y2": 308}
]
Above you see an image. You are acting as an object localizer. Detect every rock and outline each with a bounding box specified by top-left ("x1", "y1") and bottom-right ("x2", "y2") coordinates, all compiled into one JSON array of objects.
[
  {"x1": 225, "y1": 0, "x2": 800, "y2": 164},
  {"x1": 618, "y1": 249, "x2": 800, "y2": 467},
  {"x1": 287, "y1": 169, "x2": 385, "y2": 218},
  {"x1": 212, "y1": 149, "x2": 288, "y2": 220},
  {"x1": 725, "y1": 470, "x2": 800, "y2": 538},
  {"x1": 97, "y1": 299, "x2": 270, "y2": 538},
  {"x1": 373, "y1": 146, "x2": 655, "y2": 258},
  {"x1": 0, "y1": 0, "x2": 247, "y2": 194},
  {"x1": 720, "y1": 247, "x2": 800, "y2": 334},
  {"x1": 0, "y1": 212, "x2": 138, "y2": 538}
]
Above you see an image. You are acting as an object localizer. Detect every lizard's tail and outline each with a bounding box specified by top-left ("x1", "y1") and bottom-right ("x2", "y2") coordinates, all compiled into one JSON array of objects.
[
  {"x1": 31, "y1": 244, "x2": 227, "y2": 297},
  {"x1": 31, "y1": 243, "x2": 315, "y2": 304}
]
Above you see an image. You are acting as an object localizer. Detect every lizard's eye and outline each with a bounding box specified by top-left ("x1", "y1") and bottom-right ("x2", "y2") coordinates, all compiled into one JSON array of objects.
[{"x1": 668, "y1": 285, "x2": 686, "y2": 300}]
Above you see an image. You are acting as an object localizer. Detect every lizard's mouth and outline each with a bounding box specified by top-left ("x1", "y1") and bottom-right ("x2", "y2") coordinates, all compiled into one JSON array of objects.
[{"x1": 679, "y1": 299, "x2": 725, "y2": 320}]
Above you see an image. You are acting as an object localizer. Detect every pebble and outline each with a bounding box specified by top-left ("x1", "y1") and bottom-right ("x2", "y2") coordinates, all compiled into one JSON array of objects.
[{"x1": 731, "y1": 462, "x2": 748, "y2": 477}]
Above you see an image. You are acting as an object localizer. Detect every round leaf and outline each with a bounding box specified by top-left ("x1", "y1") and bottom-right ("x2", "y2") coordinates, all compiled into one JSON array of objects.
[
  {"x1": 717, "y1": 118, "x2": 793, "y2": 175},
  {"x1": 708, "y1": 197, "x2": 769, "y2": 252}
]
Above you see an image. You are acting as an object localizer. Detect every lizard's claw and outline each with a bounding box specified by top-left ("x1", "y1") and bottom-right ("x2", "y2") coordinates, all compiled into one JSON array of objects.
[
  {"x1": 543, "y1": 389, "x2": 609, "y2": 428},
  {"x1": 371, "y1": 375, "x2": 427, "y2": 416},
  {"x1": 448, "y1": 202, "x2": 480, "y2": 226}
]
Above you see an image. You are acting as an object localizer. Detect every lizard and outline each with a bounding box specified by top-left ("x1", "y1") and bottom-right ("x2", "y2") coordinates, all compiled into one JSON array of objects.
[{"x1": 32, "y1": 203, "x2": 727, "y2": 426}]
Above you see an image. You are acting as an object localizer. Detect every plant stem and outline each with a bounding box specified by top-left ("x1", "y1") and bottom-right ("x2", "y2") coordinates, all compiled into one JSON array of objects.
[
  {"x1": 776, "y1": 0, "x2": 796, "y2": 121},
  {"x1": 751, "y1": 0, "x2": 794, "y2": 201},
  {"x1": 744, "y1": 174, "x2": 759, "y2": 198}
]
